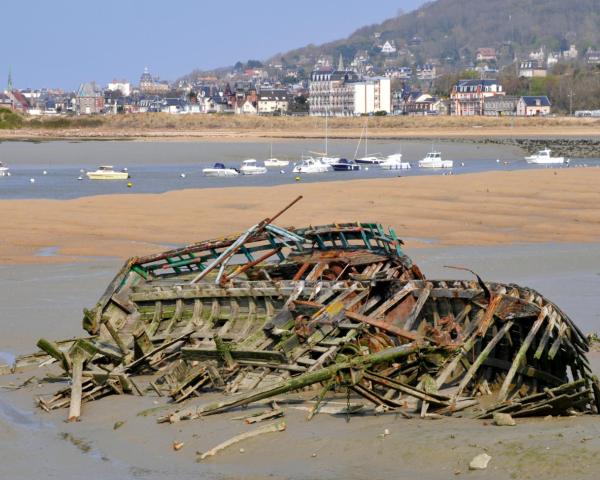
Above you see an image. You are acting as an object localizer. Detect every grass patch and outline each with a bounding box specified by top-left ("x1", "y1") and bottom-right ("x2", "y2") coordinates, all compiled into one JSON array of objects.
[{"x1": 0, "y1": 108, "x2": 24, "y2": 129}]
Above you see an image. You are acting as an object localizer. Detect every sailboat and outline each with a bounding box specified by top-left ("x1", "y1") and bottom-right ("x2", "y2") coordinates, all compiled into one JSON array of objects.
[
  {"x1": 264, "y1": 142, "x2": 289, "y2": 167},
  {"x1": 354, "y1": 121, "x2": 384, "y2": 165},
  {"x1": 313, "y1": 112, "x2": 341, "y2": 165}
]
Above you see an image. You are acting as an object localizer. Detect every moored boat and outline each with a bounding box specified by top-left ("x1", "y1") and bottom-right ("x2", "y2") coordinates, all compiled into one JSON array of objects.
[
  {"x1": 524, "y1": 149, "x2": 564, "y2": 164},
  {"x1": 292, "y1": 157, "x2": 330, "y2": 174},
  {"x1": 380, "y1": 154, "x2": 411, "y2": 170},
  {"x1": 86, "y1": 166, "x2": 129, "y2": 180},
  {"x1": 355, "y1": 156, "x2": 384, "y2": 165},
  {"x1": 202, "y1": 163, "x2": 239, "y2": 177},
  {"x1": 418, "y1": 151, "x2": 453, "y2": 169},
  {"x1": 240, "y1": 159, "x2": 267, "y2": 175},
  {"x1": 331, "y1": 158, "x2": 361, "y2": 171},
  {"x1": 264, "y1": 158, "x2": 289, "y2": 168}
]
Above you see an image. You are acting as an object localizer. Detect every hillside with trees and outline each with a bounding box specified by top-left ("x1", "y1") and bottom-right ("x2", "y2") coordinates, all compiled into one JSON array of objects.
[{"x1": 275, "y1": 0, "x2": 600, "y2": 70}]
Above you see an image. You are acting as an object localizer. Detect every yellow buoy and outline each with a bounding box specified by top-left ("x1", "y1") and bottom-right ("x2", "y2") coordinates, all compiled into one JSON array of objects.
[
  {"x1": 127, "y1": 182, "x2": 133, "y2": 188},
  {"x1": 295, "y1": 176, "x2": 301, "y2": 182}
]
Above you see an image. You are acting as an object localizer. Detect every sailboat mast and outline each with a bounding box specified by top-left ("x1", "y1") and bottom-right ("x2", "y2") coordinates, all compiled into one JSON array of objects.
[
  {"x1": 365, "y1": 120, "x2": 368, "y2": 156},
  {"x1": 325, "y1": 111, "x2": 328, "y2": 156}
]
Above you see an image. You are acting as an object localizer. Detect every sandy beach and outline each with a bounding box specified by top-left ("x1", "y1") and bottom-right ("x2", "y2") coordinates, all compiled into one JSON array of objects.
[{"x1": 2, "y1": 168, "x2": 600, "y2": 264}]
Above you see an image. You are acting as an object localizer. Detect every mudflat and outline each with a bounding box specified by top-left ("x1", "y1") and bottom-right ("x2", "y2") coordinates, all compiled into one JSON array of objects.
[
  {"x1": 2, "y1": 168, "x2": 600, "y2": 263},
  {"x1": 1, "y1": 245, "x2": 599, "y2": 480}
]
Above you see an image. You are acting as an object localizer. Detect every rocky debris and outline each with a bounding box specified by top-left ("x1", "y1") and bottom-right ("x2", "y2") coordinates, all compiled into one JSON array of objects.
[
  {"x1": 493, "y1": 413, "x2": 516, "y2": 426},
  {"x1": 469, "y1": 453, "x2": 492, "y2": 470}
]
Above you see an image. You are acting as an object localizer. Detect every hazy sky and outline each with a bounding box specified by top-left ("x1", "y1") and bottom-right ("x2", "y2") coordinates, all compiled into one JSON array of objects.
[{"x1": 0, "y1": 0, "x2": 425, "y2": 90}]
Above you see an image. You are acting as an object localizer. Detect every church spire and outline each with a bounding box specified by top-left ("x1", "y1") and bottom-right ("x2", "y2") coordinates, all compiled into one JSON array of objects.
[
  {"x1": 7, "y1": 67, "x2": 13, "y2": 92},
  {"x1": 338, "y1": 54, "x2": 344, "y2": 71}
]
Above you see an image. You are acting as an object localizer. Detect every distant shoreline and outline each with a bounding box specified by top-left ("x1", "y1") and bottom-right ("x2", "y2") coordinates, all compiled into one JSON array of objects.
[{"x1": 0, "y1": 114, "x2": 598, "y2": 145}]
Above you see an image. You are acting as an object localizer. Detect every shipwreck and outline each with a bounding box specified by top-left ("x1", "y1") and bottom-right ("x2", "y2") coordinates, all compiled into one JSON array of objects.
[{"x1": 4, "y1": 196, "x2": 599, "y2": 424}]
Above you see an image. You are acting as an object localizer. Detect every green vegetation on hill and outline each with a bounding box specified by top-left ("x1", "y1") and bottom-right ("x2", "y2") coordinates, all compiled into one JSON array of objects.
[{"x1": 275, "y1": 0, "x2": 600, "y2": 69}]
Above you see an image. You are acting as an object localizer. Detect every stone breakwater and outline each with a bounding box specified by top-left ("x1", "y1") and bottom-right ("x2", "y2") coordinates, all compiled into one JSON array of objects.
[{"x1": 468, "y1": 138, "x2": 600, "y2": 158}]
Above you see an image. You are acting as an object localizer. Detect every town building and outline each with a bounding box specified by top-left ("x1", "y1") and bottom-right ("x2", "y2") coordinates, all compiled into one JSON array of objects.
[
  {"x1": 450, "y1": 79, "x2": 504, "y2": 116},
  {"x1": 257, "y1": 88, "x2": 290, "y2": 114},
  {"x1": 416, "y1": 64, "x2": 437, "y2": 81},
  {"x1": 309, "y1": 68, "x2": 391, "y2": 116},
  {"x1": 562, "y1": 44, "x2": 578, "y2": 60},
  {"x1": 483, "y1": 95, "x2": 519, "y2": 116},
  {"x1": 519, "y1": 60, "x2": 547, "y2": 78},
  {"x1": 476, "y1": 48, "x2": 497, "y2": 63},
  {"x1": 75, "y1": 82, "x2": 104, "y2": 114},
  {"x1": 385, "y1": 67, "x2": 412, "y2": 80},
  {"x1": 517, "y1": 96, "x2": 551, "y2": 116},
  {"x1": 585, "y1": 48, "x2": 600, "y2": 65},
  {"x1": 547, "y1": 52, "x2": 561, "y2": 68},
  {"x1": 5, "y1": 90, "x2": 29, "y2": 113},
  {"x1": 401, "y1": 93, "x2": 439, "y2": 115},
  {"x1": 353, "y1": 77, "x2": 391, "y2": 115},
  {"x1": 381, "y1": 40, "x2": 397, "y2": 54},
  {"x1": 139, "y1": 67, "x2": 170, "y2": 94},
  {"x1": 308, "y1": 68, "x2": 360, "y2": 116},
  {"x1": 107, "y1": 80, "x2": 131, "y2": 97}
]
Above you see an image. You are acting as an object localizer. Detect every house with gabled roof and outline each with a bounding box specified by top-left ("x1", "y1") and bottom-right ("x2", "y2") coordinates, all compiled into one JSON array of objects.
[
  {"x1": 451, "y1": 79, "x2": 504, "y2": 116},
  {"x1": 381, "y1": 40, "x2": 397, "y2": 54},
  {"x1": 476, "y1": 48, "x2": 497, "y2": 62},
  {"x1": 517, "y1": 96, "x2": 551, "y2": 116},
  {"x1": 76, "y1": 82, "x2": 104, "y2": 114}
]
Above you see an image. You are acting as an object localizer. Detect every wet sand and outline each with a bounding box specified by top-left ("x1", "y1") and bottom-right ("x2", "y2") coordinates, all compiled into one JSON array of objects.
[
  {"x1": 2, "y1": 168, "x2": 600, "y2": 264},
  {"x1": 2, "y1": 166, "x2": 600, "y2": 479},
  {"x1": 1, "y1": 244, "x2": 600, "y2": 479}
]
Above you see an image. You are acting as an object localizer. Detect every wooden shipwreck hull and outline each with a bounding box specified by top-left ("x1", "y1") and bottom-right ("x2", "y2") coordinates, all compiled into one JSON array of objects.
[{"x1": 7, "y1": 216, "x2": 598, "y2": 422}]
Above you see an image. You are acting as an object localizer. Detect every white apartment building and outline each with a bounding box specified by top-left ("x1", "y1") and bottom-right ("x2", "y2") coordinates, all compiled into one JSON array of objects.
[
  {"x1": 353, "y1": 77, "x2": 391, "y2": 115},
  {"x1": 309, "y1": 69, "x2": 390, "y2": 116},
  {"x1": 107, "y1": 80, "x2": 131, "y2": 97}
]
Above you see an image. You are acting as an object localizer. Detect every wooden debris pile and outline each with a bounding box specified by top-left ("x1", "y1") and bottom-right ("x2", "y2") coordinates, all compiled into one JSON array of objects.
[{"x1": 4, "y1": 196, "x2": 599, "y2": 422}]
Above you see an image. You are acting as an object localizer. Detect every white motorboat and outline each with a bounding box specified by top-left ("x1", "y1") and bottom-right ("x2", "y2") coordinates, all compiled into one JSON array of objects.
[
  {"x1": 86, "y1": 165, "x2": 129, "y2": 180},
  {"x1": 331, "y1": 158, "x2": 361, "y2": 171},
  {"x1": 355, "y1": 156, "x2": 384, "y2": 165},
  {"x1": 524, "y1": 149, "x2": 564, "y2": 164},
  {"x1": 264, "y1": 158, "x2": 289, "y2": 168},
  {"x1": 292, "y1": 157, "x2": 330, "y2": 174},
  {"x1": 0, "y1": 162, "x2": 9, "y2": 177},
  {"x1": 380, "y1": 154, "x2": 411, "y2": 170},
  {"x1": 318, "y1": 156, "x2": 342, "y2": 165},
  {"x1": 202, "y1": 163, "x2": 239, "y2": 177},
  {"x1": 418, "y1": 152, "x2": 453, "y2": 169},
  {"x1": 240, "y1": 159, "x2": 267, "y2": 175}
]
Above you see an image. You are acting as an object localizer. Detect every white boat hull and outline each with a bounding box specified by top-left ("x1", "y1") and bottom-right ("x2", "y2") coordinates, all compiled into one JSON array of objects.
[
  {"x1": 264, "y1": 159, "x2": 289, "y2": 167},
  {"x1": 355, "y1": 157, "x2": 384, "y2": 165},
  {"x1": 525, "y1": 157, "x2": 564, "y2": 164},
  {"x1": 86, "y1": 172, "x2": 129, "y2": 180},
  {"x1": 381, "y1": 162, "x2": 411, "y2": 170},
  {"x1": 203, "y1": 169, "x2": 239, "y2": 177},
  {"x1": 0, "y1": 168, "x2": 9, "y2": 177},
  {"x1": 241, "y1": 167, "x2": 267, "y2": 175},
  {"x1": 292, "y1": 166, "x2": 330, "y2": 173},
  {"x1": 418, "y1": 160, "x2": 453, "y2": 168}
]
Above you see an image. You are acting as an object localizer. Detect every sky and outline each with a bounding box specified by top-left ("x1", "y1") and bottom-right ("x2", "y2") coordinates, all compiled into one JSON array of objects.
[{"x1": 0, "y1": 0, "x2": 426, "y2": 91}]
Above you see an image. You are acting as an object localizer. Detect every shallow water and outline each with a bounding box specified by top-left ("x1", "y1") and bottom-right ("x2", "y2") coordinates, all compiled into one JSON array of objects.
[{"x1": 1, "y1": 139, "x2": 596, "y2": 200}]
